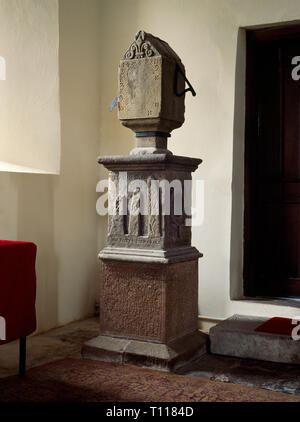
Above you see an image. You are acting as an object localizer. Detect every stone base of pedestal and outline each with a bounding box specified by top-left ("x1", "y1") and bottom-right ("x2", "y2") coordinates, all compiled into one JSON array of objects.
[
  {"x1": 82, "y1": 330, "x2": 207, "y2": 372},
  {"x1": 97, "y1": 259, "x2": 201, "y2": 343}
]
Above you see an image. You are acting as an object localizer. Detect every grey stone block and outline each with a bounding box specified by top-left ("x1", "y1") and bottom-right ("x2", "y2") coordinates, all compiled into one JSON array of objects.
[{"x1": 210, "y1": 314, "x2": 300, "y2": 365}]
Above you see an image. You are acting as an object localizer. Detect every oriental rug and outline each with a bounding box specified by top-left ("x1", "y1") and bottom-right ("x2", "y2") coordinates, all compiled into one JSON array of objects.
[{"x1": 0, "y1": 357, "x2": 299, "y2": 402}]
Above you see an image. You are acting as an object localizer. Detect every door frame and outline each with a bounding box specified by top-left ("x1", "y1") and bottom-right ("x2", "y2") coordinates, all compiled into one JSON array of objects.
[{"x1": 244, "y1": 23, "x2": 300, "y2": 297}]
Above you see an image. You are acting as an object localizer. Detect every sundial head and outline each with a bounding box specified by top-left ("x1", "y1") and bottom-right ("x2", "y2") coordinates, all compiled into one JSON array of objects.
[{"x1": 118, "y1": 30, "x2": 186, "y2": 136}]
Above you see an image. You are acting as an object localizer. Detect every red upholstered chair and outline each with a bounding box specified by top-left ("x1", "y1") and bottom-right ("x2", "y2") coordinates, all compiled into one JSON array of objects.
[{"x1": 0, "y1": 240, "x2": 37, "y2": 377}]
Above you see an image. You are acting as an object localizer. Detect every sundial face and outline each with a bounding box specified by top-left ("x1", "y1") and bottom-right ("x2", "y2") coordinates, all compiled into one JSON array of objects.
[{"x1": 118, "y1": 57, "x2": 162, "y2": 120}]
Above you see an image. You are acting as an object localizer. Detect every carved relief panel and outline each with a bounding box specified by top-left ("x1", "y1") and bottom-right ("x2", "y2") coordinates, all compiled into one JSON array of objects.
[{"x1": 107, "y1": 169, "x2": 192, "y2": 250}]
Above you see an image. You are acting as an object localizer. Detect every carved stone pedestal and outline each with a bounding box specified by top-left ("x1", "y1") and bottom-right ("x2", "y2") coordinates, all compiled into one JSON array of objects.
[
  {"x1": 82, "y1": 152, "x2": 207, "y2": 371},
  {"x1": 82, "y1": 30, "x2": 207, "y2": 371}
]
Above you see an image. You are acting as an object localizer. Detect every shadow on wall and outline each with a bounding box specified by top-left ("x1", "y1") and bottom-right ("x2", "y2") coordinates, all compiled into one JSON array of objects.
[
  {"x1": 0, "y1": 0, "x2": 126, "y2": 333},
  {"x1": 0, "y1": 172, "x2": 59, "y2": 332},
  {"x1": 230, "y1": 28, "x2": 246, "y2": 300},
  {"x1": 18, "y1": 175, "x2": 59, "y2": 332}
]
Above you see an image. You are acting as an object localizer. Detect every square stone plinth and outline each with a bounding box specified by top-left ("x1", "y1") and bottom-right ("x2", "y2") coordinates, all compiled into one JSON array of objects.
[
  {"x1": 98, "y1": 259, "x2": 199, "y2": 344},
  {"x1": 82, "y1": 330, "x2": 207, "y2": 372},
  {"x1": 210, "y1": 314, "x2": 300, "y2": 365}
]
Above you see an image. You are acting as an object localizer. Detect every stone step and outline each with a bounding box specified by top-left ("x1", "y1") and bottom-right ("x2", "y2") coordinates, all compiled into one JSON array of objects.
[{"x1": 209, "y1": 314, "x2": 300, "y2": 365}]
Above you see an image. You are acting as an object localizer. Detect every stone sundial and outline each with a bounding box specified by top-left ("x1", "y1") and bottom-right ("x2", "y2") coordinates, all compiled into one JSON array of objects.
[{"x1": 82, "y1": 30, "x2": 206, "y2": 371}]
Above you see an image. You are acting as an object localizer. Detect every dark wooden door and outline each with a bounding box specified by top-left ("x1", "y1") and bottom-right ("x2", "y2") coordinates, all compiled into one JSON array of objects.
[{"x1": 245, "y1": 27, "x2": 300, "y2": 297}]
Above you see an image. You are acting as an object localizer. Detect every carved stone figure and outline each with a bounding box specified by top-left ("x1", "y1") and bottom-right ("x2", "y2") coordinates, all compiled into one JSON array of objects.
[
  {"x1": 108, "y1": 194, "x2": 126, "y2": 236},
  {"x1": 148, "y1": 177, "x2": 161, "y2": 238},
  {"x1": 128, "y1": 188, "x2": 141, "y2": 236}
]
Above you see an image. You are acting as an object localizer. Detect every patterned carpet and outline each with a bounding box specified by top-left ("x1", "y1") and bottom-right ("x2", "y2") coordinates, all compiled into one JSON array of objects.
[{"x1": 0, "y1": 358, "x2": 299, "y2": 402}]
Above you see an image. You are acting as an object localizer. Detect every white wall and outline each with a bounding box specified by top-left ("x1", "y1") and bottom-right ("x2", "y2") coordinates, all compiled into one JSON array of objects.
[
  {"x1": 0, "y1": 0, "x2": 102, "y2": 333},
  {"x1": 0, "y1": 0, "x2": 61, "y2": 174}
]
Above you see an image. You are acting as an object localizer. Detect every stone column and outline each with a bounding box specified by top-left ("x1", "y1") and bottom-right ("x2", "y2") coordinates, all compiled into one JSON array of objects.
[{"x1": 82, "y1": 30, "x2": 207, "y2": 371}]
